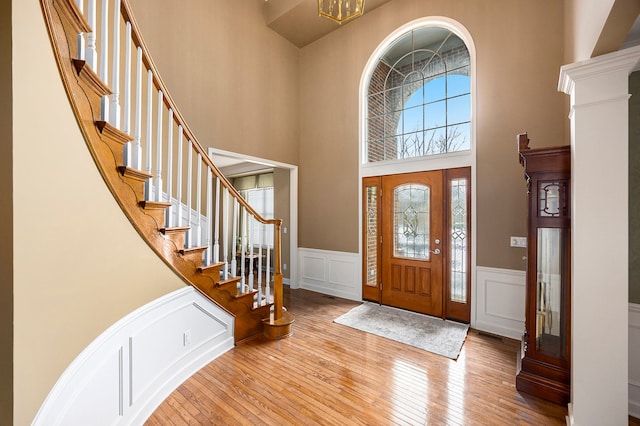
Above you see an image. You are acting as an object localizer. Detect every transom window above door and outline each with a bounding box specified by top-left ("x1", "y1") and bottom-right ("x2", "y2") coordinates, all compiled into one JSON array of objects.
[{"x1": 366, "y1": 26, "x2": 471, "y2": 163}]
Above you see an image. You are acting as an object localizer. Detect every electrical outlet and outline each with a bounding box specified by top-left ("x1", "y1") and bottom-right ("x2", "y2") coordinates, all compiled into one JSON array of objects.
[
  {"x1": 510, "y1": 236, "x2": 527, "y2": 248},
  {"x1": 183, "y1": 329, "x2": 191, "y2": 347},
  {"x1": 283, "y1": 263, "x2": 287, "y2": 271}
]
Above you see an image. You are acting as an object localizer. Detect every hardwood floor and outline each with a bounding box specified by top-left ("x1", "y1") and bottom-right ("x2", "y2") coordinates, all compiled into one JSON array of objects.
[{"x1": 146, "y1": 288, "x2": 569, "y2": 425}]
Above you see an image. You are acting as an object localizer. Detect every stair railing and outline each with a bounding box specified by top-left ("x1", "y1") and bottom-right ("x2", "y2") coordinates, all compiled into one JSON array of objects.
[{"x1": 68, "y1": 0, "x2": 284, "y2": 313}]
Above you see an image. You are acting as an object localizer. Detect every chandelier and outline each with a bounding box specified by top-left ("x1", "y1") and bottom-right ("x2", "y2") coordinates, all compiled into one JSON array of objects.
[{"x1": 318, "y1": 0, "x2": 365, "y2": 24}]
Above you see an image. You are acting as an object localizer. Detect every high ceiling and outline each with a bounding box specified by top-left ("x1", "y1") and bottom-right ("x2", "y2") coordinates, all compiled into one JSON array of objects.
[{"x1": 265, "y1": 0, "x2": 391, "y2": 47}]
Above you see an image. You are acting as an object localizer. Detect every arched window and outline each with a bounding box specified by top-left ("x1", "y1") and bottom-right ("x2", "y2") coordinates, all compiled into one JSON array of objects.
[{"x1": 366, "y1": 26, "x2": 471, "y2": 163}]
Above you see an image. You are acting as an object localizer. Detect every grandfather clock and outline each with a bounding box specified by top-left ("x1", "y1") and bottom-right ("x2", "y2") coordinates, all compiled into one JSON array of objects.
[{"x1": 516, "y1": 133, "x2": 571, "y2": 405}]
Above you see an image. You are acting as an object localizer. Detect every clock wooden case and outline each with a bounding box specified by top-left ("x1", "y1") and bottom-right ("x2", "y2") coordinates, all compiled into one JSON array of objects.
[{"x1": 516, "y1": 133, "x2": 571, "y2": 405}]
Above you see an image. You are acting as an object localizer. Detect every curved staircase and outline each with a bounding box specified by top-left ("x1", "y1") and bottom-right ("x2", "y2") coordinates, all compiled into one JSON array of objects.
[{"x1": 41, "y1": 0, "x2": 293, "y2": 343}]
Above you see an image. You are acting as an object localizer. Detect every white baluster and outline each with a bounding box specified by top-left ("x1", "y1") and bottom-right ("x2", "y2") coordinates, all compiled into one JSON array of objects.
[
  {"x1": 186, "y1": 142, "x2": 193, "y2": 248},
  {"x1": 132, "y1": 46, "x2": 142, "y2": 170},
  {"x1": 144, "y1": 70, "x2": 153, "y2": 199},
  {"x1": 257, "y1": 222, "x2": 263, "y2": 306},
  {"x1": 75, "y1": 0, "x2": 85, "y2": 60},
  {"x1": 213, "y1": 177, "x2": 220, "y2": 263},
  {"x1": 99, "y1": 0, "x2": 109, "y2": 122},
  {"x1": 85, "y1": 0, "x2": 97, "y2": 70},
  {"x1": 265, "y1": 239, "x2": 271, "y2": 304},
  {"x1": 122, "y1": 21, "x2": 132, "y2": 166},
  {"x1": 154, "y1": 91, "x2": 163, "y2": 202},
  {"x1": 248, "y1": 216, "x2": 254, "y2": 293},
  {"x1": 205, "y1": 168, "x2": 212, "y2": 266},
  {"x1": 231, "y1": 198, "x2": 238, "y2": 278},
  {"x1": 109, "y1": 0, "x2": 121, "y2": 128},
  {"x1": 195, "y1": 153, "x2": 202, "y2": 247},
  {"x1": 176, "y1": 127, "x2": 183, "y2": 227},
  {"x1": 223, "y1": 187, "x2": 229, "y2": 280},
  {"x1": 240, "y1": 206, "x2": 247, "y2": 290},
  {"x1": 166, "y1": 110, "x2": 174, "y2": 227}
]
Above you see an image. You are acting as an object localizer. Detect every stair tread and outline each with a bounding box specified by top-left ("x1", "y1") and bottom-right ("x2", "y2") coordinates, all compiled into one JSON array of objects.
[
  {"x1": 95, "y1": 120, "x2": 134, "y2": 144},
  {"x1": 198, "y1": 262, "x2": 225, "y2": 272},
  {"x1": 140, "y1": 201, "x2": 172, "y2": 210},
  {"x1": 234, "y1": 290, "x2": 258, "y2": 300},
  {"x1": 118, "y1": 166, "x2": 152, "y2": 182},
  {"x1": 179, "y1": 245, "x2": 208, "y2": 255},
  {"x1": 160, "y1": 226, "x2": 190, "y2": 235}
]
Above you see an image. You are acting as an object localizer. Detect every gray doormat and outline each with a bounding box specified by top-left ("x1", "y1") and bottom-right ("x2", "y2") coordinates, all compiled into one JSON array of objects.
[{"x1": 334, "y1": 302, "x2": 469, "y2": 360}]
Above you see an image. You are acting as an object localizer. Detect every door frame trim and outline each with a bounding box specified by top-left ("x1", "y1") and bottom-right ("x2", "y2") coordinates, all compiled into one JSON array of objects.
[{"x1": 358, "y1": 16, "x2": 478, "y2": 327}]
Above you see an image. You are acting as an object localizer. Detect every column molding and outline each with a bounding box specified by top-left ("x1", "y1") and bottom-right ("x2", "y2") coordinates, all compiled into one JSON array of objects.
[{"x1": 559, "y1": 46, "x2": 640, "y2": 425}]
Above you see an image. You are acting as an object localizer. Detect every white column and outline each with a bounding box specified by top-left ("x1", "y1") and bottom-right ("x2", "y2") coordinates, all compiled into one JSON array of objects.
[
  {"x1": 213, "y1": 177, "x2": 220, "y2": 263},
  {"x1": 85, "y1": 0, "x2": 97, "y2": 70},
  {"x1": 99, "y1": 0, "x2": 109, "y2": 121},
  {"x1": 75, "y1": 0, "x2": 85, "y2": 60},
  {"x1": 176, "y1": 128, "x2": 184, "y2": 227},
  {"x1": 558, "y1": 45, "x2": 640, "y2": 425},
  {"x1": 132, "y1": 46, "x2": 142, "y2": 170},
  {"x1": 166, "y1": 110, "x2": 174, "y2": 227},
  {"x1": 122, "y1": 21, "x2": 132, "y2": 166},
  {"x1": 154, "y1": 91, "x2": 163, "y2": 202}
]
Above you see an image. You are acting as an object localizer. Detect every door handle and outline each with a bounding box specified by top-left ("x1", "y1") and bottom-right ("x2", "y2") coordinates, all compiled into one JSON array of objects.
[{"x1": 431, "y1": 248, "x2": 441, "y2": 255}]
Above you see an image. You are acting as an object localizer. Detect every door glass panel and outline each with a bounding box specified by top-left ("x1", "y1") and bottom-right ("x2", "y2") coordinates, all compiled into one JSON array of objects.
[
  {"x1": 365, "y1": 185, "x2": 378, "y2": 287},
  {"x1": 536, "y1": 228, "x2": 565, "y2": 359},
  {"x1": 450, "y1": 178, "x2": 467, "y2": 303},
  {"x1": 393, "y1": 184, "x2": 430, "y2": 259}
]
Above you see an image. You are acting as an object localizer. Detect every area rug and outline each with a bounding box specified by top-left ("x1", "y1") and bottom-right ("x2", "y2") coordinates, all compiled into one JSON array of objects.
[{"x1": 334, "y1": 302, "x2": 469, "y2": 360}]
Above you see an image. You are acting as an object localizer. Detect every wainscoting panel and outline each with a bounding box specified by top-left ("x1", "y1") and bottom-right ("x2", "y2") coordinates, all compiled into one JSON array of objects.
[
  {"x1": 33, "y1": 287, "x2": 234, "y2": 425},
  {"x1": 298, "y1": 248, "x2": 360, "y2": 301},
  {"x1": 630, "y1": 303, "x2": 640, "y2": 418},
  {"x1": 475, "y1": 267, "x2": 526, "y2": 340}
]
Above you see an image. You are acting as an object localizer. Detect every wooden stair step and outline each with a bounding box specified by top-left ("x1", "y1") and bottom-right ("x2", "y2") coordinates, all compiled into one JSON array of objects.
[
  {"x1": 198, "y1": 262, "x2": 225, "y2": 276},
  {"x1": 94, "y1": 121, "x2": 134, "y2": 167},
  {"x1": 72, "y1": 59, "x2": 111, "y2": 98},
  {"x1": 55, "y1": 0, "x2": 91, "y2": 34},
  {"x1": 118, "y1": 167, "x2": 152, "y2": 201},
  {"x1": 137, "y1": 201, "x2": 171, "y2": 227},
  {"x1": 179, "y1": 246, "x2": 208, "y2": 267},
  {"x1": 234, "y1": 290, "x2": 258, "y2": 308},
  {"x1": 160, "y1": 226, "x2": 190, "y2": 249},
  {"x1": 215, "y1": 276, "x2": 242, "y2": 292}
]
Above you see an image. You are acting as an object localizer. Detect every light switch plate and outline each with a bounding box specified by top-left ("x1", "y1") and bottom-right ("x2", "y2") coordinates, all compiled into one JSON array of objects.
[{"x1": 510, "y1": 236, "x2": 527, "y2": 248}]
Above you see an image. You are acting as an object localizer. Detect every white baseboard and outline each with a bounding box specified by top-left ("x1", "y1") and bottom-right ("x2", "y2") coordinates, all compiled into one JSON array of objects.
[
  {"x1": 297, "y1": 248, "x2": 360, "y2": 301},
  {"x1": 33, "y1": 287, "x2": 234, "y2": 425},
  {"x1": 630, "y1": 303, "x2": 640, "y2": 418},
  {"x1": 474, "y1": 266, "x2": 526, "y2": 340}
]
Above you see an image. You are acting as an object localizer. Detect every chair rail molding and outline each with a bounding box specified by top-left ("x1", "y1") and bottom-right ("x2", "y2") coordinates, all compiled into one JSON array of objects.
[{"x1": 33, "y1": 287, "x2": 234, "y2": 425}]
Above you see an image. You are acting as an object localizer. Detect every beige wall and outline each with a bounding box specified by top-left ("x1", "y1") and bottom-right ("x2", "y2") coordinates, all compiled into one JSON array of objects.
[
  {"x1": 128, "y1": 0, "x2": 301, "y2": 167},
  {"x1": 12, "y1": 1, "x2": 185, "y2": 423},
  {"x1": 299, "y1": 0, "x2": 565, "y2": 269},
  {"x1": 1, "y1": 0, "x2": 12, "y2": 423}
]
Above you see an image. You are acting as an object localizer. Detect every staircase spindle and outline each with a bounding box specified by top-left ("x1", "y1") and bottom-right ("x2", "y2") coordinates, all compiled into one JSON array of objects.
[
  {"x1": 231, "y1": 198, "x2": 238, "y2": 279},
  {"x1": 186, "y1": 142, "x2": 193, "y2": 247},
  {"x1": 122, "y1": 21, "x2": 132, "y2": 166},
  {"x1": 213, "y1": 177, "x2": 220, "y2": 264},
  {"x1": 176, "y1": 128, "x2": 184, "y2": 227},
  {"x1": 265, "y1": 240, "x2": 271, "y2": 304},
  {"x1": 144, "y1": 69, "x2": 153, "y2": 200},
  {"x1": 223, "y1": 186, "x2": 230, "y2": 280},
  {"x1": 205, "y1": 168, "x2": 213, "y2": 266},
  {"x1": 240, "y1": 206, "x2": 247, "y2": 291},
  {"x1": 109, "y1": 0, "x2": 121, "y2": 128},
  {"x1": 132, "y1": 46, "x2": 142, "y2": 170},
  {"x1": 85, "y1": 0, "x2": 97, "y2": 70},
  {"x1": 248, "y1": 215, "x2": 254, "y2": 293},
  {"x1": 75, "y1": 0, "x2": 85, "y2": 60},
  {"x1": 166, "y1": 110, "x2": 174, "y2": 227},
  {"x1": 257, "y1": 223, "x2": 263, "y2": 306},
  {"x1": 99, "y1": 0, "x2": 109, "y2": 121},
  {"x1": 154, "y1": 91, "x2": 164, "y2": 202},
  {"x1": 195, "y1": 153, "x2": 202, "y2": 247}
]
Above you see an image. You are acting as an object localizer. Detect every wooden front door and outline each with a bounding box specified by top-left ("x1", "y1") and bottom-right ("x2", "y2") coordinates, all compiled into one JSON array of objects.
[{"x1": 380, "y1": 171, "x2": 444, "y2": 316}]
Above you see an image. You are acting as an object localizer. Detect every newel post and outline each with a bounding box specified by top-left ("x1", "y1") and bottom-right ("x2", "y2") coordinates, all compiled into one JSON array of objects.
[{"x1": 273, "y1": 219, "x2": 283, "y2": 321}]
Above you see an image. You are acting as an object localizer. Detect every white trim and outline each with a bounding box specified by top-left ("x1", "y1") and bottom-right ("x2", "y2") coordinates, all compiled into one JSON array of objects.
[
  {"x1": 208, "y1": 147, "x2": 299, "y2": 288},
  {"x1": 33, "y1": 287, "x2": 234, "y2": 425},
  {"x1": 630, "y1": 303, "x2": 640, "y2": 418},
  {"x1": 474, "y1": 267, "x2": 526, "y2": 340},
  {"x1": 297, "y1": 248, "x2": 360, "y2": 301},
  {"x1": 358, "y1": 17, "x2": 477, "y2": 328}
]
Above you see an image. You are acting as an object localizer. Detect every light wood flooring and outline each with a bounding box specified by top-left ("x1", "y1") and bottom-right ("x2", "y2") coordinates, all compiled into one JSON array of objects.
[{"x1": 146, "y1": 288, "x2": 573, "y2": 425}]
